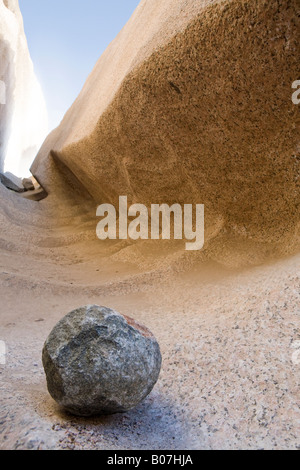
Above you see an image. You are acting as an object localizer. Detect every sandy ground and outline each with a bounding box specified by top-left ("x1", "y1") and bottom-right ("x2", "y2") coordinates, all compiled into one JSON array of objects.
[{"x1": 0, "y1": 186, "x2": 299, "y2": 450}]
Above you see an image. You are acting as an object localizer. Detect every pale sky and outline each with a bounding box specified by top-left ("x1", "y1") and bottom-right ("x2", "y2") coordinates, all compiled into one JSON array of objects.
[{"x1": 19, "y1": 0, "x2": 140, "y2": 131}]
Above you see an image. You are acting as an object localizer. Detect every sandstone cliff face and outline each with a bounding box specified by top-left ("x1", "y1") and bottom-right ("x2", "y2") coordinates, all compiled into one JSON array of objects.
[
  {"x1": 32, "y1": 0, "x2": 300, "y2": 266},
  {"x1": 0, "y1": 0, "x2": 48, "y2": 176}
]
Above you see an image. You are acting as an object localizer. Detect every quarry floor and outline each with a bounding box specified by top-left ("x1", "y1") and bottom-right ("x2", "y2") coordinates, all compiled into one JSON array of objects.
[{"x1": 0, "y1": 230, "x2": 299, "y2": 450}]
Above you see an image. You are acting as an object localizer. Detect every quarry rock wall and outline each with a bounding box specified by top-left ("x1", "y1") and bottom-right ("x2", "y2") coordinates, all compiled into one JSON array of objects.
[{"x1": 0, "y1": 0, "x2": 48, "y2": 176}]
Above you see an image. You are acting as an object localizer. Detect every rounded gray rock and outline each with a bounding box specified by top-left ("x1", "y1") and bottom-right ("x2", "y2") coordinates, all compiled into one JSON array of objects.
[{"x1": 42, "y1": 305, "x2": 162, "y2": 416}]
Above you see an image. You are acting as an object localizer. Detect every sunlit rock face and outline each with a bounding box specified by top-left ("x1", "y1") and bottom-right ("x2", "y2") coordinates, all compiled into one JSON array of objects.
[
  {"x1": 32, "y1": 0, "x2": 300, "y2": 267},
  {"x1": 0, "y1": 0, "x2": 48, "y2": 176}
]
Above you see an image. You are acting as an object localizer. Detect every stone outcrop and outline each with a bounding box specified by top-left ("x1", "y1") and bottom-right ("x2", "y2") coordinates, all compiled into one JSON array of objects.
[
  {"x1": 32, "y1": 0, "x2": 299, "y2": 266},
  {"x1": 0, "y1": 171, "x2": 24, "y2": 192},
  {"x1": 0, "y1": 0, "x2": 48, "y2": 176}
]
